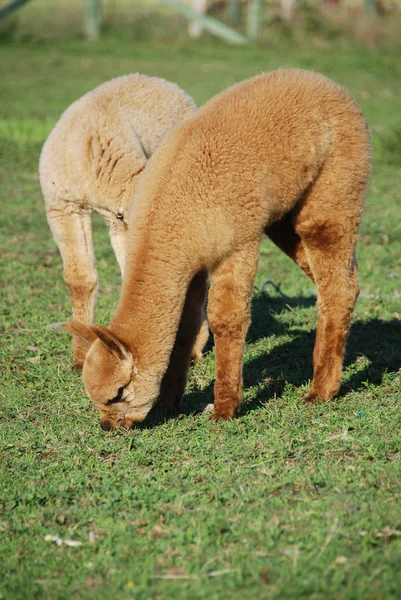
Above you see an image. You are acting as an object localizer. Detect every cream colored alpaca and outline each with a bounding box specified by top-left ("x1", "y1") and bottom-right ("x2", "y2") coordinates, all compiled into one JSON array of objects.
[
  {"x1": 64, "y1": 69, "x2": 371, "y2": 430},
  {"x1": 40, "y1": 74, "x2": 207, "y2": 368}
]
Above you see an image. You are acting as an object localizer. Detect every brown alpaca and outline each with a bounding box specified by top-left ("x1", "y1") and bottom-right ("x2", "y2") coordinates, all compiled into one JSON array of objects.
[
  {"x1": 64, "y1": 69, "x2": 371, "y2": 430},
  {"x1": 40, "y1": 74, "x2": 208, "y2": 368}
]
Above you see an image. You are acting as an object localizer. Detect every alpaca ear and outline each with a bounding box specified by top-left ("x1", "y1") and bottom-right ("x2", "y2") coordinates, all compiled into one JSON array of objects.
[
  {"x1": 62, "y1": 321, "x2": 132, "y2": 362},
  {"x1": 62, "y1": 321, "x2": 98, "y2": 348},
  {"x1": 91, "y1": 325, "x2": 131, "y2": 362}
]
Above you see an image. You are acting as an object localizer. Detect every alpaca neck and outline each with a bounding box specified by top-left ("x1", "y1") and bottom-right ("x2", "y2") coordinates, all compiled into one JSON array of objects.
[{"x1": 110, "y1": 240, "x2": 193, "y2": 380}]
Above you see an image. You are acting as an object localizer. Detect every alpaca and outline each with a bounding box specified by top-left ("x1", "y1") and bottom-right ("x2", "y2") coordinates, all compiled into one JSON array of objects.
[
  {"x1": 64, "y1": 68, "x2": 371, "y2": 430},
  {"x1": 40, "y1": 74, "x2": 208, "y2": 368}
]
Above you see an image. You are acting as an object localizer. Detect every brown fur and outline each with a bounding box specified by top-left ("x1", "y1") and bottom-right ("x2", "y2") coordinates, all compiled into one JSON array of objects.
[
  {"x1": 65, "y1": 68, "x2": 371, "y2": 429},
  {"x1": 40, "y1": 74, "x2": 209, "y2": 368}
]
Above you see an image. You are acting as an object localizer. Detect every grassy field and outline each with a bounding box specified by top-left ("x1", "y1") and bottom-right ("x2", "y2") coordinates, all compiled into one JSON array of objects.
[{"x1": 1, "y1": 36, "x2": 401, "y2": 600}]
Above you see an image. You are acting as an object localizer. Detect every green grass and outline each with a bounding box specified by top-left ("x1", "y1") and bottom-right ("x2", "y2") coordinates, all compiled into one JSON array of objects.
[{"x1": 1, "y1": 37, "x2": 401, "y2": 599}]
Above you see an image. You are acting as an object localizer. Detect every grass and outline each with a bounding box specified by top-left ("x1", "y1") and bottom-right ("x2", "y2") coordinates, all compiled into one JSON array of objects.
[{"x1": 1, "y1": 35, "x2": 401, "y2": 600}]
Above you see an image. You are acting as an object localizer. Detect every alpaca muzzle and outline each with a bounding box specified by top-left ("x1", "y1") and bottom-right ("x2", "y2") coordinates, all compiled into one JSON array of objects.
[
  {"x1": 99, "y1": 401, "x2": 153, "y2": 431},
  {"x1": 100, "y1": 419, "x2": 112, "y2": 432}
]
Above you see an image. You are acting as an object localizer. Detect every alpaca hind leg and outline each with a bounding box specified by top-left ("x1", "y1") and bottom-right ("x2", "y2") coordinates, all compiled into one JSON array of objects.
[
  {"x1": 158, "y1": 270, "x2": 209, "y2": 414},
  {"x1": 295, "y1": 190, "x2": 363, "y2": 402},
  {"x1": 208, "y1": 241, "x2": 260, "y2": 421},
  {"x1": 265, "y1": 213, "x2": 314, "y2": 282},
  {"x1": 302, "y1": 243, "x2": 359, "y2": 402},
  {"x1": 47, "y1": 207, "x2": 98, "y2": 369}
]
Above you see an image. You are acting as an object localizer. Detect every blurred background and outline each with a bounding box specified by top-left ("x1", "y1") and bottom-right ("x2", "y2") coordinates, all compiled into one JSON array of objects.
[{"x1": 0, "y1": 0, "x2": 400, "y2": 45}]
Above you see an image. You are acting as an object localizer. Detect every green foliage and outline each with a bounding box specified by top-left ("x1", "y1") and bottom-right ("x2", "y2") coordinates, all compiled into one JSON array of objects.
[{"x1": 1, "y1": 39, "x2": 401, "y2": 599}]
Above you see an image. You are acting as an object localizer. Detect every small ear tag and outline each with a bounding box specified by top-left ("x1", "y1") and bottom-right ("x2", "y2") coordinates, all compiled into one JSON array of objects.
[{"x1": 117, "y1": 206, "x2": 124, "y2": 221}]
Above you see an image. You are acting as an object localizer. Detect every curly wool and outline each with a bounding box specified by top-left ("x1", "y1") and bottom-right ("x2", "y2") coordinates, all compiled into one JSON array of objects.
[{"x1": 72, "y1": 68, "x2": 371, "y2": 429}]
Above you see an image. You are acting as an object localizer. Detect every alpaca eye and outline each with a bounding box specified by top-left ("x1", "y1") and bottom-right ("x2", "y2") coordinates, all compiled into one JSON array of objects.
[{"x1": 106, "y1": 386, "x2": 124, "y2": 405}]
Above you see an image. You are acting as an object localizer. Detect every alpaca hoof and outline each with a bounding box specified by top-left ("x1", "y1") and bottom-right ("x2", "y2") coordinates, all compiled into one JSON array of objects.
[
  {"x1": 163, "y1": 404, "x2": 180, "y2": 417},
  {"x1": 158, "y1": 394, "x2": 181, "y2": 416},
  {"x1": 191, "y1": 350, "x2": 203, "y2": 363},
  {"x1": 210, "y1": 409, "x2": 235, "y2": 421},
  {"x1": 303, "y1": 391, "x2": 328, "y2": 404}
]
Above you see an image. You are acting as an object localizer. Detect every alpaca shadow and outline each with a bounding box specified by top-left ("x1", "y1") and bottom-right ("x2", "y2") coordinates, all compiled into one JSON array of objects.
[
  {"x1": 141, "y1": 293, "x2": 317, "y2": 427},
  {"x1": 247, "y1": 291, "x2": 317, "y2": 343},
  {"x1": 241, "y1": 312, "x2": 401, "y2": 416},
  {"x1": 138, "y1": 294, "x2": 401, "y2": 427}
]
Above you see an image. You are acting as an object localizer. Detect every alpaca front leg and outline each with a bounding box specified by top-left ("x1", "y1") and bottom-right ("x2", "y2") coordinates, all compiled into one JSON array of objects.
[
  {"x1": 109, "y1": 222, "x2": 128, "y2": 278},
  {"x1": 47, "y1": 207, "x2": 98, "y2": 369},
  {"x1": 158, "y1": 271, "x2": 209, "y2": 414},
  {"x1": 208, "y1": 242, "x2": 260, "y2": 421}
]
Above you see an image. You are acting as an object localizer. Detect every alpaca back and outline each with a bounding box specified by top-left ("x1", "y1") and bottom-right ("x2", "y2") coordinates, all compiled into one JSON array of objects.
[
  {"x1": 39, "y1": 74, "x2": 196, "y2": 212},
  {"x1": 125, "y1": 69, "x2": 370, "y2": 271}
]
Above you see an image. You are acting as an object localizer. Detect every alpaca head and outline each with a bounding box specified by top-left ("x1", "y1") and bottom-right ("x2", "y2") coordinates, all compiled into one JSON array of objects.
[{"x1": 63, "y1": 322, "x2": 153, "y2": 430}]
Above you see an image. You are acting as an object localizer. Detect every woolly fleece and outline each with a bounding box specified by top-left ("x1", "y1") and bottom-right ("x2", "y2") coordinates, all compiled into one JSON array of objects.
[
  {"x1": 40, "y1": 74, "x2": 197, "y2": 367},
  {"x1": 65, "y1": 69, "x2": 371, "y2": 429}
]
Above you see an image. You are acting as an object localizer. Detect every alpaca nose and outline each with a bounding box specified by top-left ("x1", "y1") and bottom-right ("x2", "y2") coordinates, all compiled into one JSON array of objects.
[{"x1": 100, "y1": 419, "x2": 112, "y2": 432}]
